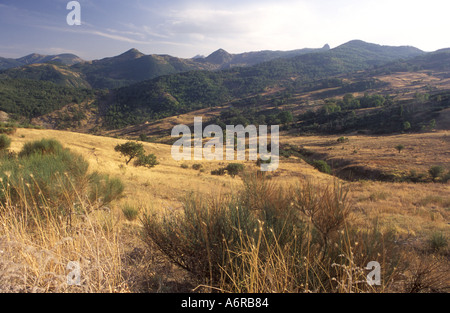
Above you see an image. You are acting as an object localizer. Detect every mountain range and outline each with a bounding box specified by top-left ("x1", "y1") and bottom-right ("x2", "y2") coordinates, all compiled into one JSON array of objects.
[{"x1": 1, "y1": 39, "x2": 449, "y2": 134}]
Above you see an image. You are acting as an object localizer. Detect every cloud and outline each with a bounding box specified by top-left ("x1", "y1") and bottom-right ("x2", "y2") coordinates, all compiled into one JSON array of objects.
[{"x1": 152, "y1": 1, "x2": 325, "y2": 53}]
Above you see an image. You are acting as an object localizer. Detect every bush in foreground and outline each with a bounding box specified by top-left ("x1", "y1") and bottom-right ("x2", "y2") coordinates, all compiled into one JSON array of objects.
[
  {"x1": 0, "y1": 138, "x2": 124, "y2": 221},
  {"x1": 141, "y1": 174, "x2": 402, "y2": 292}
]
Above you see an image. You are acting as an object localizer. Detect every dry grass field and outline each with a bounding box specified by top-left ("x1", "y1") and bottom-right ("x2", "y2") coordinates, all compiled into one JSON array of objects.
[{"x1": 1, "y1": 127, "x2": 449, "y2": 292}]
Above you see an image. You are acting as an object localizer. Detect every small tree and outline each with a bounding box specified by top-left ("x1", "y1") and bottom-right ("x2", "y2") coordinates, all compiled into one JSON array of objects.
[
  {"x1": 115, "y1": 141, "x2": 144, "y2": 165},
  {"x1": 429, "y1": 166, "x2": 444, "y2": 182},
  {"x1": 395, "y1": 144, "x2": 405, "y2": 154}
]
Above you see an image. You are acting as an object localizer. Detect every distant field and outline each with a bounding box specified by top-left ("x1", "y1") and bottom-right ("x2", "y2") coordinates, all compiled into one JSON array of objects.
[{"x1": 284, "y1": 131, "x2": 450, "y2": 179}]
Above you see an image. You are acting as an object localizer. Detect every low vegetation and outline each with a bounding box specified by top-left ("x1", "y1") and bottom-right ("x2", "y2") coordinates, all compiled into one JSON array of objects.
[{"x1": 141, "y1": 173, "x2": 449, "y2": 293}]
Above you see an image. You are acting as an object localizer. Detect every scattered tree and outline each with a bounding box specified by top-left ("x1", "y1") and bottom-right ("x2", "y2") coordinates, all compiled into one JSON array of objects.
[
  {"x1": 395, "y1": 144, "x2": 405, "y2": 154},
  {"x1": 114, "y1": 141, "x2": 145, "y2": 165}
]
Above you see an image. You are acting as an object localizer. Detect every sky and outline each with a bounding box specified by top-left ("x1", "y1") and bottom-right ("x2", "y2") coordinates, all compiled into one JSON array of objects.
[{"x1": 1, "y1": 0, "x2": 450, "y2": 60}]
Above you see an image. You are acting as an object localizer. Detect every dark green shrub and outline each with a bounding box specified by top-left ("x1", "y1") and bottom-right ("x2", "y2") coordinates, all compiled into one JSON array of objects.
[
  {"x1": 429, "y1": 232, "x2": 448, "y2": 253},
  {"x1": 226, "y1": 163, "x2": 245, "y2": 178},
  {"x1": 211, "y1": 168, "x2": 226, "y2": 176},
  {"x1": 429, "y1": 166, "x2": 444, "y2": 182},
  {"x1": 312, "y1": 160, "x2": 332, "y2": 174},
  {"x1": 0, "y1": 134, "x2": 11, "y2": 151},
  {"x1": 139, "y1": 134, "x2": 149, "y2": 142},
  {"x1": 134, "y1": 153, "x2": 158, "y2": 168},
  {"x1": 192, "y1": 164, "x2": 203, "y2": 170},
  {"x1": 337, "y1": 137, "x2": 349, "y2": 143},
  {"x1": 181, "y1": 163, "x2": 189, "y2": 169}
]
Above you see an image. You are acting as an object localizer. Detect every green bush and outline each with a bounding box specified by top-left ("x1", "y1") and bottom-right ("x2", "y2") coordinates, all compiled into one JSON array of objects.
[
  {"x1": 122, "y1": 204, "x2": 140, "y2": 221},
  {"x1": 225, "y1": 163, "x2": 245, "y2": 178},
  {"x1": 211, "y1": 168, "x2": 226, "y2": 176},
  {"x1": 18, "y1": 138, "x2": 63, "y2": 157},
  {"x1": 88, "y1": 172, "x2": 125, "y2": 206},
  {"x1": 134, "y1": 153, "x2": 158, "y2": 168},
  {"x1": 312, "y1": 160, "x2": 332, "y2": 174},
  {"x1": 0, "y1": 139, "x2": 124, "y2": 220},
  {"x1": 192, "y1": 164, "x2": 203, "y2": 170},
  {"x1": 429, "y1": 232, "x2": 448, "y2": 253},
  {"x1": 0, "y1": 134, "x2": 11, "y2": 151},
  {"x1": 337, "y1": 137, "x2": 349, "y2": 143},
  {"x1": 429, "y1": 166, "x2": 444, "y2": 182}
]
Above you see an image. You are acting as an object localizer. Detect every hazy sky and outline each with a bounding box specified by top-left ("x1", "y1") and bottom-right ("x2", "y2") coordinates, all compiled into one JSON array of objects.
[{"x1": 1, "y1": 0, "x2": 450, "y2": 60}]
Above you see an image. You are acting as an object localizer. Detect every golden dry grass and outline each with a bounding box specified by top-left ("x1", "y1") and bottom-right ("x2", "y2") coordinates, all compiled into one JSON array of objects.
[
  {"x1": 9, "y1": 128, "x2": 450, "y2": 240},
  {"x1": 1, "y1": 127, "x2": 449, "y2": 292}
]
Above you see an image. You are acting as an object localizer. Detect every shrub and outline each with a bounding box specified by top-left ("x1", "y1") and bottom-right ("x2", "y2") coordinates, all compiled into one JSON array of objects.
[
  {"x1": 408, "y1": 170, "x2": 428, "y2": 183},
  {"x1": 443, "y1": 170, "x2": 450, "y2": 183},
  {"x1": 211, "y1": 168, "x2": 226, "y2": 176},
  {"x1": 122, "y1": 204, "x2": 140, "y2": 221},
  {"x1": 88, "y1": 172, "x2": 125, "y2": 206},
  {"x1": 429, "y1": 166, "x2": 444, "y2": 182},
  {"x1": 192, "y1": 164, "x2": 203, "y2": 170},
  {"x1": 312, "y1": 160, "x2": 332, "y2": 174},
  {"x1": 181, "y1": 163, "x2": 189, "y2": 169},
  {"x1": 141, "y1": 174, "x2": 399, "y2": 292},
  {"x1": 134, "y1": 153, "x2": 158, "y2": 168},
  {"x1": 429, "y1": 232, "x2": 448, "y2": 253},
  {"x1": 225, "y1": 163, "x2": 245, "y2": 178},
  {"x1": 337, "y1": 137, "x2": 349, "y2": 144},
  {"x1": 139, "y1": 134, "x2": 149, "y2": 142},
  {"x1": 18, "y1": 138, "x2": 63, "y2": 157},
  {"x1": 0, "y1": 139, "x2": 124, "y2": 221},
  {"x1": 0, "y1": 134, "x2": 11, "y2": 151}
]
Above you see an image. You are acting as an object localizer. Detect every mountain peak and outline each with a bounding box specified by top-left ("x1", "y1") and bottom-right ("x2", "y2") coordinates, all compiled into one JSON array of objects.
[
  {"x1": 205, "y1": 49, "x2": 233, "y2": 65},
  {"x1": 117, "y1": 48, "x2": 145, "y2": 60}
]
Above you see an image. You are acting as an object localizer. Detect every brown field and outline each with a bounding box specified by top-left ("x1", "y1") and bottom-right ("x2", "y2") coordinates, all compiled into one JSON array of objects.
[{"x1": 1, "y1": 127, "x2": 449, "y2": 292}]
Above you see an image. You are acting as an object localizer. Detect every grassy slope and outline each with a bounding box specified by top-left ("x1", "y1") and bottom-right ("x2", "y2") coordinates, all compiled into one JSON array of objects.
[{"x1": 9, "y1": 128, "x2": 449, "y2": 238}]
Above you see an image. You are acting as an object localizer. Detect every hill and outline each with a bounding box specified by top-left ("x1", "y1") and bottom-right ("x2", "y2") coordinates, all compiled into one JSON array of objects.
[
  {"x1": 100, "y1": 40, "x2": 427, "y2": 129},
  {"x1": 0, "y1": 53, "x2": 83, "y2": 70},
  {"x1": 0, "y1": 63, "x2": 91, "y2": 88}
]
